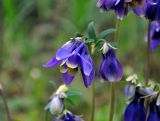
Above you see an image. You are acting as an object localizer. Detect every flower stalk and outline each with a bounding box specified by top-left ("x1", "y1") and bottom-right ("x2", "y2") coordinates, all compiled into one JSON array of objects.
[
  {"x1": 115, "y1": 19, "x2": 120, "y2": 44},
  {"x1": 109, "y1": 82, "x2": 115, "y2": 121},
  {"x1": 91, "y1": 82, "x2": 95, "y2": 121},
  {"x1": 145, "y1": 20, "x2": 151, "y2": 86},
  {"x1": 0, "y1": 84, "x2": 12, "y2": 121}
]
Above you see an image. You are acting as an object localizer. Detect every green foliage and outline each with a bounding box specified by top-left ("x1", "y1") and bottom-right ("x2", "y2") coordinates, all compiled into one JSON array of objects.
[
  {"x1": 97, "y1": 28, "x2": 116, "y2": 39},
  {"x1": 87, "y1": 22, "x2": 96, "y2": 40}
]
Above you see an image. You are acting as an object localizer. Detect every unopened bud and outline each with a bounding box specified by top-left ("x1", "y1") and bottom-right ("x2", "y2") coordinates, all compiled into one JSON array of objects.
[{"x1": 49, "y1": 96, "x2": 64, "y2": 115}]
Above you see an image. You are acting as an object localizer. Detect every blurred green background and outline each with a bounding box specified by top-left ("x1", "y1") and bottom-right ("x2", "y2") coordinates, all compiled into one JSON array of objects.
[{"x1": 0, "y1": 0, "x2": 160, "y2": 121}]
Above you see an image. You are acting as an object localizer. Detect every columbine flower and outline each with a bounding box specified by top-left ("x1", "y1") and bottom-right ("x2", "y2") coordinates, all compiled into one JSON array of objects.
[
  {"x1": 97, "y1": 0, "x2": 120, "y2": 10},
  {"x1": 124, "y1": 91, "x2": 146, "y2": 121},
  {"x1": 97, "y1": 0, "x2": 128, "y2": 19},
  {"x1": 53, "y1": 112, "x2": 84, "y2": 121},
  {"x1": 43, "y1": 38, "x2": 94, "y2": 88},
  {"x1": 150, "y1": 21, "x2": 160, "y2": 50},
  {"x1": 147, "y1": 100, "x2": 160, "y2": 121},
  {"x1": 97, "y1": 0, "x2": 145, "y2": 19},
  {"x1": 134, "y1": 0, "x2": 160, "y2": 20},
  {"x1": 99, "y1": 48, "x2": 123, "y2": 82}
]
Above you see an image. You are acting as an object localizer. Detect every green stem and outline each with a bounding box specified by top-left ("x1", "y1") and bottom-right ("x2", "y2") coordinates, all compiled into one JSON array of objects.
[
  {"x1": 115, "y1": 19, "x2": 120, "y2": 44},
  {"x1": 0, "y1": 84, "x2": 12, "y2": 121},
  {"x1": 109, "y1": 82, "x2": 115, "y2": 121},
  {"x1": 45, "y1": 110, "x2": 49, "y2": 121},
  {"x1": 91, "y1": 81, "x2": 95, "y2": 121},
  {"x1": 145, "y1": 20, "x2": 151, "y2": 86}
]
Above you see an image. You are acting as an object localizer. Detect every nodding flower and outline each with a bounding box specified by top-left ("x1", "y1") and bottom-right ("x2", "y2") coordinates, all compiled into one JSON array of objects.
[
  {"x1": 124, "y1": 91, "x2": 147, "y2": 121},
  {"x1": 134, "y1": 0, "x2": 160, "y2": 20},
  {"x1": 97, "y1": 0, "x2": 145, "y2": 19},
  {"x1": 99, "y1": 47, "x2": 123, "y2": 82},
  {"x1": 145, "y1": 0, "x2": 160, "y2": 21},
  {"x1": 43, "y1": 38, "x2": 94, "y2": 88},
  {"x1": 97, "y1": 0, "x2": 128, "y2": 19}
]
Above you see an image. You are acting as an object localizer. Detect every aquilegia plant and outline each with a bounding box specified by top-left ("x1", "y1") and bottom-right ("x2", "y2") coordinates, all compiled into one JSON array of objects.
[
  {"x1": 1, "y1": 0, "x2": 160, "y2": 121},
  {"x1": 41, "y1": 0, "x2": 160, "y2": 121}
]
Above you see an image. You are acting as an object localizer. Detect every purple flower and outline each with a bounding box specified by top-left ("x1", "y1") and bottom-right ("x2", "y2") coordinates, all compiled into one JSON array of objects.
[
  {"x1": 124, "y1": 92, "x2": 147, "y2": 121},
  {"x1": 150, "y1": 21, "x2": 160, "y2": 50},
  {"x1": 124, "y1": 84, "x2": 135, "y2": 99},
  {"x1": 97, "y1": 0, "x2": 145, "y2": 19},
  {"x1": 97, "y1": 0, "x2": 128, "y2": 19},
  {"x1": 97, "y1": 0, "x2": 120, "y2": 10},
  {"x1": 134, "y1": 0, "x2": 160, "y2": 20},
  {"x1": 115, "y1": 0, "x2": 128, "y2": 20},
  {"x1": 43, "y1": 38, "x2": 94, "y2": 88},
  {"x1": 99, "y1": 49, "x2": 123, "y2": 82},
  {"x1": 147, "y1": 100, "x2": 160, "y2": 121},
  {"x1": 145, "y1": 0, "x2": 160, "y2": 21}
]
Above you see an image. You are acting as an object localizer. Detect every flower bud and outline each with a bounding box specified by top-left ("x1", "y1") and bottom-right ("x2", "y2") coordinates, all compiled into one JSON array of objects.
[{"x1": 49, "y1": 96, "x2": 64, "y2": 115}]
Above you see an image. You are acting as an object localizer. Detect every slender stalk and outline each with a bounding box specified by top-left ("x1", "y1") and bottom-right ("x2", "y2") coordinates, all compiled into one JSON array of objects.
[
  {"x1": 0, "y1": 24, "x2": 3, "y2": 72},
  {"x1": 115, "y1": 19, "x2": 120, "y2": 44},
  {"x1": 109, "y1": 82, "x2": 115, "y2": 121},
  {"x1": 45, "y1": 110, "x2": 49, "y2": 121},
  {"x1": 108, "y1": 19, "x2": 120, "y2": 121},
  {"x1": 145, "y1": 20, "x2": 151, "y2": 86},
  {"x1": 91, "y1": 81, "x2": 95, "y2": 121},
  {"x1": 0, "y1": 84, "x2": 12, "y2": 121}
]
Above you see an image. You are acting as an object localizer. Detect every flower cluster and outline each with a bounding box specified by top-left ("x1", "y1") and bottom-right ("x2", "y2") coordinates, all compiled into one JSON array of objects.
[
  {"x1": 43, "y1": 35, "x2": 123, "y2": 87},
  {"x1": 124, "y1": 77, "x2": 160, "y2": 121},
  {"x1": 97, "y1": 0, "x2": 160, "y2": 20}
]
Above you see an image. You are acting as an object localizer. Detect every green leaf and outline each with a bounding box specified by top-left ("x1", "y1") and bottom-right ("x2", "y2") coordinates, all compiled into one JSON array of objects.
[
  {"x1": 95, "y1": 39, "x2": 104, "y2": 50},
  {"x1": 44, "y1": 102, "x2": 50, "y2": 111},
  {"x1": 65, "y1": 92, "x2": 81, "y2": 97},
  {"x1": 87, "y1": 21, "x2": 96, "y2": 39},
  {"x1": 65, "y1": 98, "x2": 75, "y2": 105},
  {"x1": 85, "y1": 38, "x2": 95, "y2": 44},
  {"x1": 97, "y1": 28, "x2": 116, "y2": 39}
]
